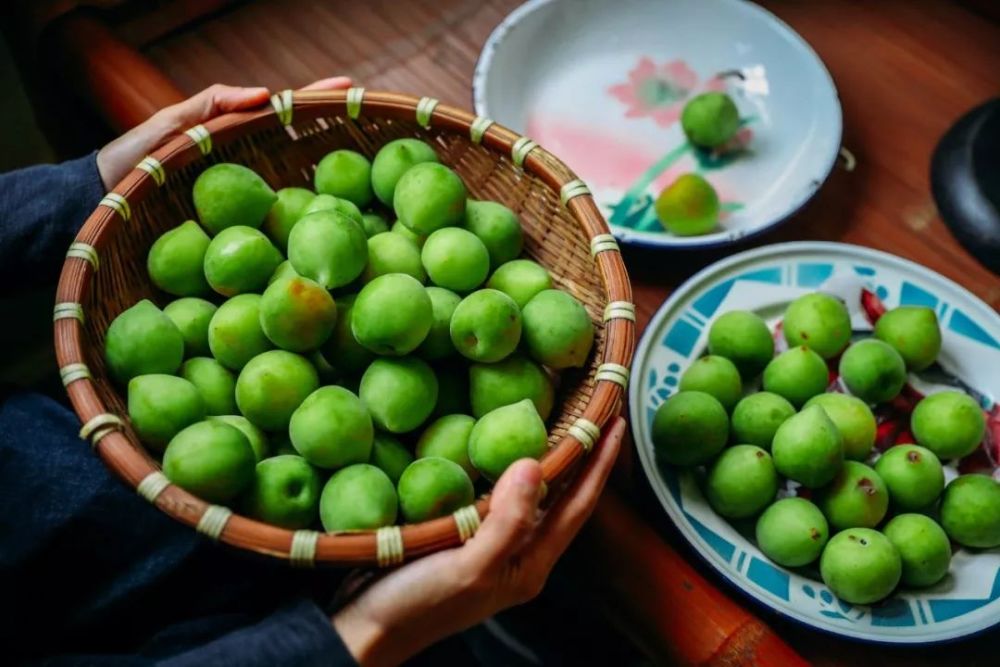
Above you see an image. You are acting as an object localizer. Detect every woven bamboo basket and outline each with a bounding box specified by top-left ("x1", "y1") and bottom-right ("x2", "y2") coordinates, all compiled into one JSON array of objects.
[{"x1": 54, "y1": 89, "x2": 635, "y2": 567}]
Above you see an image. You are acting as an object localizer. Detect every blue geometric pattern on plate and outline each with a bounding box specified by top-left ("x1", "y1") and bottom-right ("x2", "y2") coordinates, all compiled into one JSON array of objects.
[
  {"x1": 948, "y1": 309, "x2": 1000, "y2": 350},
  {"x1": 686, "y1": 512, "x2": 735, "y2": 562},
  {"x1": 692, "y1": 267, "x2": 782, "y2": 318},
  {"x1": 796, "y1": 262, "x2": 834, "y2": 287},
  {"x1": 746, "y1": 556, "x2": 790, "y2": 600},
  {"x1": 928, "y1": 570, "x2": 1000, "y2": 622}
]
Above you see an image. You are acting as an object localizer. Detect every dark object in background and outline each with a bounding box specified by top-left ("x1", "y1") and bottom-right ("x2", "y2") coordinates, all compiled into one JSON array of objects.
[{"x1": 931, "y1": 98, "x2": 1000, "y2": 275}]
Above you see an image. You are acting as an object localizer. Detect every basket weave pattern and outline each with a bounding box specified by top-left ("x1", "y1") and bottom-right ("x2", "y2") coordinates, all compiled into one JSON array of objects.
[{"x1": 55, "y1": 90, "x2": 635, "y2": 566}]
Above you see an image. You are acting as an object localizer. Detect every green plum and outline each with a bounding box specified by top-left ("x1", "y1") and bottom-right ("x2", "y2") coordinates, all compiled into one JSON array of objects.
[
  {"x1": 705, "y1": 445, "x2": 778, "y2": 519},
  {"x1": 416, "y1": 414, "x2": 477, "y2": 478},
  {"x1": 433, "y1": 364, "x2": 471, "y2": 417},
  {"x1": 319, "y1": 293, "x2": 374, "y2": 377},
  {"x1": 839, "y1": 339, "x2": 907, "y2": 404},
  {"x1": 762, "y1": 346, "x2": 829, "y2": 407},
  {"x1": 654, "y1": 173, "x2": 718, "y2": 236},
  {"x1": 319, "y1": 464, "x2": 398, "y2": 531},
  {"x1": 352, "y1": 273, "x2": 432, "y2": 355},
  {"x1": 521, "y1": 289, "x2": 594, "y2": 369},
  {"x1": 105, "y1": 299, "x2": 184, "y2": 384},
  {"x1": 288, "y1": 210, "x2": 368, "y2": 289},
  {"x1": 301, "y1": 193, "x2": 338, "y2": 216},
  {"x1": 730, "y1": 392, "x2": 795, "y2": 450},
  {"x1": 707, "y1": 310, "x2": 774, "y2": 378},
  {"x1": 259, "y1": 276, "x2": 337, "y2": 352},
  {"x1": 771, "y1": 405, "x2": 844, "y2": 488},
  {"x1": 392, "y1": 220, "x2": 426, "y2": 247},
  {"x1": 875, "y1": 444, "x2": 945, "y2": 511},
  {"x1": 469, "y1": 355, "x2": 553, "y2": 420},
  {"x1": 819, "y1": 461, "x2": 889, "y2": 530},
  {"x1": 782, "y1": 292, "x2": 852, "y2": 359},
  {"x1": 128, "y1": 374, "x2": 205, "y2": 452},
  {"x1": 193, "y1": 163, "x2": 277, "y2": 234},
  {"x1": 263, "y1": 186, "x2": 315, "y2": 251},
  {"x1": 361, "y1": 212, "x2": 390, "y2": 237},
  {"x1": 180, "y1": 357, "x2": 238, "y2": 416},
  {"x1": 241, "y1": 454, "x2": 321, "y2": 529},
  {"x1": 203, "y1": 225, "x2": 282, "y2": 296},
  {"x1": 486, "y1": 259, "x2": 552, "y2": 309},
  {"x1": 269, "y1": 260, "x2": 299, "y2": 285},
  {"x1": 398, "y1": 457, "x2": 474, "y2": 522},
  {"x1": 820, "y1": 528, "x2": 901, "y2": 604},
  {"x1": 874, "y1": 306, "x2": 942, "y2": 371},
  {"x1": 207, "y1": 294, "x2": 273, "y2": 371},
  {"x1": 314, "y1": 149, "x2": 373, "y2": 207},
  {"x1": 679, "y1": 355, "x2": 742, "y2": 412},
  {"x1": 210, "y1": 415, "x2": 269, "y2": 462},
  {"x1": 755, "y1": 497, "x2": 829, "y2": 567},
  {"x1": 302, "y1": 193, "x2": 363, "y2": 226},
  {"x1": 369, "y1": 433, "x2": 414, "y2": 484},
  {"x1": 147, "y1": 221, "x2": 211, "y2": 296},
  {"x1": 162, "y1": 420, "x2": 256, "y2": 503},
  {"x1": 359, "y1": 356, "x2": 438, "y2": 433},
  {"x1": 235, "y1": 350, "x2": 319, "y2": 431},
  {"x1": 911, "y1": 391, "x2": 985, "y2": 460},
  {"x1": 450, "y1": 289, "x2": 522, "y2": 363},
  {"x1": 362, "y1": 230, "x2": 426, "y2": 283},
  {"x1": 651, "y1": 391, "x2": 729, "y2": 467},
  {"x1": 421, "y1": 227, "x2": 490, "y2": 292},
  {"x1": 393, "y1": 162, "x2": 467, "y2": 235},
  {"x1": 463, "y1": 200, "x2": 523, "y2": 270},
  {"x1": 883, "y1": 514, "x2": 951, "y2": 587},
  {"x1": 468, "y1": 399, "x2": 548, "y2": 481},
  {"x1": 290, "y1": 386, "x2": 373, "y2": 469},
  {"x1": 681, "y1": 92, "x2": 740, "y2": 148},
  {"x1": 940, "y1": 474, "x2": 1000, "y2": 548},
  {"x1": 163, "y1": 297, "x2": 216, "y2": 358},
  {"x1": 418, "y1": 287, "x2": 461, "y2": 360},
  {"x1": 371, "y1": 138, "x2": 439, "y2": 205},
  {"x1": 804, "y1": 393, "x2": 876, "y2": 460}
]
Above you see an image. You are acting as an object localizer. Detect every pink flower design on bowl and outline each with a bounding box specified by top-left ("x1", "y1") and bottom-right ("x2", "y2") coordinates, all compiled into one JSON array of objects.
[{"x1": 608, "y1": 57, "x2": 702, "y2": 127}]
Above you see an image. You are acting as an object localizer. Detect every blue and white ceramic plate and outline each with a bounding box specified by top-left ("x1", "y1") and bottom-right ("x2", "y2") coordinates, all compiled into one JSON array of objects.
[
  {"x1": 474, "y1": 0, "x2": 842, "y2": 250},
  {"x1": 629, "y1": 242, "x2": 1000, "y2": 643}
]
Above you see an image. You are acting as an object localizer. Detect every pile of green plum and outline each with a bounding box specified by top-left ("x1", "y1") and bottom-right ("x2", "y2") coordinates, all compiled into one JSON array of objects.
[
  {"x1": 104, "y1": 138, "x2": 595, "y2": 532},
  {"x1": 652, "y1": 291, "x2": 993, "y2": 604}
]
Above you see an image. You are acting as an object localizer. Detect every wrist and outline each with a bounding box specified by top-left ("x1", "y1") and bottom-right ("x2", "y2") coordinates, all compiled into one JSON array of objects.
[{"x1": 332, "y1": 603, "x2": 390, "y2": 667}]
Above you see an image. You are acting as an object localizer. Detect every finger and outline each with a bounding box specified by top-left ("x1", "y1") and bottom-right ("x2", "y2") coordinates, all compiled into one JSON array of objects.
[
  {"x1": 527, "y1": 417, "x2": 626, "y2": 568},
  {"x1": 461, "y1": 459, "x2": 544, "y2": 570},
  {"x1": 198, "y1": 84, "x2": 271, "y2": 117},
  {"x1": 158, "y1": 84, "x2": 269, "y2": 132},
  {"x1": 299, "y1": 76, "x2": 353, "y2": 91}
]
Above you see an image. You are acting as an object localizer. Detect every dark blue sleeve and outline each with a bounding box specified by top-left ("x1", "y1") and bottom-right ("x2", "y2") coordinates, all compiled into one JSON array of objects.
[
  {"x1": 158, "y1": 599, "x2": 356, "y2": 667},
  {"x1": 0, "y1": 152, "x2": 105, "y2": 293},
  {"x1": 37, "y1": 600, "x2": 357, "y2": 667}
]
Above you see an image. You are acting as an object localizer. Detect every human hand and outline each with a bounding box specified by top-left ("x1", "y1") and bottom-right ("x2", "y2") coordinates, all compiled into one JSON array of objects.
[
  {"x1": 95, "y1": 76, "x2": 353, "y2": 191},
  {"x1": 332, "y1": 416, "x2": 627, "y2": 666}
]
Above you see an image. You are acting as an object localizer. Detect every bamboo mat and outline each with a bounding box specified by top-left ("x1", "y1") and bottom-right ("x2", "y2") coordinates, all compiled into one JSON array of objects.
[{"x1": 143, "y1": 0, "x2": 522, "y2": 106}]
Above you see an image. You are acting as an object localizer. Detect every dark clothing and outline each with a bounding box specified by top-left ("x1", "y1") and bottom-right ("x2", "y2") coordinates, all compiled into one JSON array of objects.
[{"x1": 0, "y1": 154, "x2": 354, "y2": 666}]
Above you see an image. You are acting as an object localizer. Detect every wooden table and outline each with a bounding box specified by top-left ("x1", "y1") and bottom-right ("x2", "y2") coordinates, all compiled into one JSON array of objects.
[{"x1": 56, "y1": 0, "x2": 1000, "y2": 663}]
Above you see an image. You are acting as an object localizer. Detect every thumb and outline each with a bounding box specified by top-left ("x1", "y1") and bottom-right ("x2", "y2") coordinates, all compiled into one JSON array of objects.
[{"x1": 462, "y1": 459, "x2": 544, "y2": 570}]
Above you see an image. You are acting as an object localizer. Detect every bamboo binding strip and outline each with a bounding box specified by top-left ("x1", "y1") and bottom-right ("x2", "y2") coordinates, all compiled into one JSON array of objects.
[{"x1": 54, "y1": 90, "x2": 635, "y2": 566}]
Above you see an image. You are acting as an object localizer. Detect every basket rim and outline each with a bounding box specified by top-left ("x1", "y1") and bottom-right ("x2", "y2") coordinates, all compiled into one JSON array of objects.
[{"x1": 54, "y1": 88, "x2": 636, "y2": 566}]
